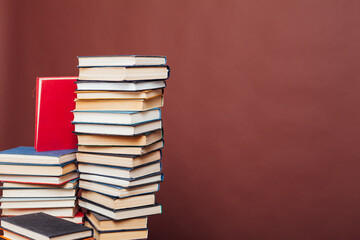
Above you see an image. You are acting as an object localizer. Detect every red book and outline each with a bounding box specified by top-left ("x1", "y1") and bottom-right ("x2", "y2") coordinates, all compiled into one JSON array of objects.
[{"x1": 35, "y1": 77, "x2": 78, "y2": 151}]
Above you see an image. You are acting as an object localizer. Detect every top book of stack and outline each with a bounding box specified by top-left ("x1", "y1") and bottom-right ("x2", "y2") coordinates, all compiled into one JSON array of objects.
[{"x1": 77, "y1": 55, "x2": 169, "y2": 82}]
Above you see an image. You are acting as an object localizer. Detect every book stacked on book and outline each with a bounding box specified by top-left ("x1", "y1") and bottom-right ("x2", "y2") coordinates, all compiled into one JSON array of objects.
[
  {"x1": 73, "y1": 55, "x2": 169, "y2": 238},
  {"x1": 0, "y1": 212, "x2": 93, "y2": 239},
  {"x1": 0, "y1": 147, "x2": 83, "y2": 224}
]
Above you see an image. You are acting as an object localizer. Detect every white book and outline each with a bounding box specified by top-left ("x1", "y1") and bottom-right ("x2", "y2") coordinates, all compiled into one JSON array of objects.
[
  {"x1": 76, "y1": 80, "x2": 166, "y2": 91},
  {"x1": 72, "y1": 108, "x2": 161, "y2": 125},
  {"x1": 74, "y1": 120, "x2": 162, "y2": 136},
  {"x1": 78, "y1": 55, "x2": 166, "y2": 67}
]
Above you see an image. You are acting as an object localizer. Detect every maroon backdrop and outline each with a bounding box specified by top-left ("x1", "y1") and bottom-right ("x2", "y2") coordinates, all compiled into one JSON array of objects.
[{"x1": 1, "y1": 1, "x2": 360, "y2": 239}]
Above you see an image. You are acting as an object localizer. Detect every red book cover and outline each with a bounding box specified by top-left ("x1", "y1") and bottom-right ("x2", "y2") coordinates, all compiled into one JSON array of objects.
[{"x1": 35, "y1": 77, "x2": 77, "y2": 152}]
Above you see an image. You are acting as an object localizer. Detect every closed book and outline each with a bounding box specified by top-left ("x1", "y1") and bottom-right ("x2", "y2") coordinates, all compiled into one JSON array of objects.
[
  {"x1": 75, "y1": 88, "x2": 163, "y2": 100},
  {"x1": 0, "y1": 196, "x2": 76, "y2": 209},
  {"x1": 77, "y1": 130, "x2": 162, "y2": 146},
  {"x1": 78, "y1": 161, "x2": 161, "y2": 180},
  {"x1": 78, "y1": 140, "x2": 164, "y2": 155},
  {"x1": 2, "y1": 178, "x2": 78, "y2": 189},
  {"x1": 0, "y1": 147, "x2": 76, "y2": 165},
  {"x1": 76, "y1": 80, "x2": 166, "y2": 91},
  {"x1": 35, "y1": 77, "x2": 77, "y2": 151},
  {"x1": 0, "y1": 161, "x2": 77, "y2": 176},
  {"x1": 0, "y1": 171, "x2": 79, "y2": 185},
  {"x1": 85, "y1": 219, "x2": 148, "y2": 240},
  {"x1": 78, "y1": 65, "x2": 169, "y2": 81},
  {"x1": 78, "y1": 55, "x2": 166, "y2": 67},
  {"x1": 81, "y1": 190, "x2": 155, "y2": 210},
  {"x1": 74, "y1": 96, "x2": 163, "y2": 111},
  {"x1": 2, "y1": 206, "x2": 78, "y2": 218},
  {"x1": 85, "y1": 211, "x2": 147, "y2": 231},
  {"x1": 79, "y1": 181, "x2": 159, "y2": 198},
  {"x1": 72, "y1": 108, "x2": 161, "y2": 125},
  {"x1": 1, "y1": 188, "x2": 77, "y2": 198},
  {"x1": 79, "y1": 199, "x2": 162, "y2": 220},
  {"x1": 74, "y1": 120, "x2": 162, "y2": 136},
  {"x1": 80, "y1": 173, "x2": 163, "y2": 188},
  {"x1": 62, "y1": 211, "x2": 84, "y2": 224},
  {"x1": 1, "y1": 212, "x2": 92, "y2": 240},
  {"x1": 76, "y1": 150, "x2": 161, "y2": 168}
]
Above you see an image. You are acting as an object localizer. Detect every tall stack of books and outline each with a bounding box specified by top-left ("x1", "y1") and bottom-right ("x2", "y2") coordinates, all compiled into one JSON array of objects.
[
  {"x1": 0, "y1": 147, "x2": 83, "y2": 224},
  {"x1": 73, "y1": 55, "x2": 169, "y2": 239}
]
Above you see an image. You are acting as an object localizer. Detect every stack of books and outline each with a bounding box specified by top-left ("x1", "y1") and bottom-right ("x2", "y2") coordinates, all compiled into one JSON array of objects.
[
  {"x1": 0, "y1": 147, "x2": 83, "y2": 224},
  {"x1": 1, "y1": 212, "x2": 93, "y2": 239},
  {"x1": 72, "y1": 55, "x2": 169, "y2": 239}
]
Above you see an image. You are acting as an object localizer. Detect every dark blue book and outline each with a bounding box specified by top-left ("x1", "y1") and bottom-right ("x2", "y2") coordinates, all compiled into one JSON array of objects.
[
  {"x1": 78, "y1": 161, "x2": 161, "y2": 180},
  {"x1": 79, "y1": 198, "x2": 162, "y2": 220},
  {"x1": 79, "y1": 179, "x2": 160, "y2": 198},
  {"x1": 0, "y1": 146, "x2": 76, "y2": 165}
]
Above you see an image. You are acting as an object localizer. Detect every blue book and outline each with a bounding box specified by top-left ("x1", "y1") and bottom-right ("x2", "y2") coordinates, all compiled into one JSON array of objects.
[{"x1": 0, "y1": 146, "x2": 76, "y2": 165}]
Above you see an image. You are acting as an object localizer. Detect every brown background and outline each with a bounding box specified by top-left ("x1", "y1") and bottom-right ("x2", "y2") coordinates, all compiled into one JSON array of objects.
[{"x1": 1, "y1": 1, "x2": 360, "y2": 239}]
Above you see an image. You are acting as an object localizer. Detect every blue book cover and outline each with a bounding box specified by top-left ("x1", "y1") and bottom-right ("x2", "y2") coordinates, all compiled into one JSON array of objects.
[{"x1": 0, "y1": 146, "x2": 76, "y2": 157}]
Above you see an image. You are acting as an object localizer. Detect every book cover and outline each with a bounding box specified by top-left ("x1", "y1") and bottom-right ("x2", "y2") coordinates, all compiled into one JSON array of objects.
[
  {"x1": 35, "y1": 77, "x2": 78, "y2": 152},
  {"x1": 1, "y1": 212, "x2": 92, "y2": 238}
]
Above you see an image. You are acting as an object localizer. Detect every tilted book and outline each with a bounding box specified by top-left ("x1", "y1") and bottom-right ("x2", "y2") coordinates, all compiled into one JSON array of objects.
[{"x1": 35, "y1": 77, "x2": 78, "y2": 151}]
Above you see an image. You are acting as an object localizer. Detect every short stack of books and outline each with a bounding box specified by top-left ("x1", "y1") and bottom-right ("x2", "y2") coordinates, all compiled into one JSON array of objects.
[
  {"x1": 0, "y1": 147, "x2": 83, "y2": 224},
  {"x1": 73, "y1": 55, "x2": 169, "y2": 239},
  {"x1": 1, "y1": 212, "x2": 93, "y2": 239}
]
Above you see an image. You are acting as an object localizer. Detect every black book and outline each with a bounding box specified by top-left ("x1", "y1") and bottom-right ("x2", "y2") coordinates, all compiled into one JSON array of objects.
[{"x1": 1, "y1": 212, "x2": 93, "y2": 240}]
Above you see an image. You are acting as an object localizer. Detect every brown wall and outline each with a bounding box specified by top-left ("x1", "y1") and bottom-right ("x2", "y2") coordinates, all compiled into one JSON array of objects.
[{"x1": 1, "y1": 1, "x2": 360, "y2": 239}]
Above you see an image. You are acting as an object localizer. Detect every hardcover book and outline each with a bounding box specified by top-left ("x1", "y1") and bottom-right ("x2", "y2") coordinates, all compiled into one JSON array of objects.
[
  {"x1": 79, "y1": 199, "x2": 162, "y2": 220},
  {"x1": 78, "y1": 55, "x2": 166, "y2": 67},
  {"x1": 35, "y1": 77, "x2": 78, "y2": 151},
  {"x1": 0, "y1": 146, "x2": 76, "y2": 165},
  {"x1": 78, "y1": 65, "x2": 169, "y2": 81},
  {"x1": 1, "y1": 212, "x2": 92, "y2": 240},
  {"x1": 85, "y1": 211, "x2": 147, "y2": 231},
  {"x1": 76, "y1": 80, "x2": 166, "y2": 91}
]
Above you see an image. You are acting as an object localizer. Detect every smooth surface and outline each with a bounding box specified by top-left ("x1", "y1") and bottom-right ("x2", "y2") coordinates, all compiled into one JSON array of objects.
[{"x1": 0, "y1": 1, "x2": 360, "y2": 239}]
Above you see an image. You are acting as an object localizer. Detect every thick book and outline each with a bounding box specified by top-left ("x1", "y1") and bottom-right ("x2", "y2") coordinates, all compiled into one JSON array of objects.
[
  {"x1": 85, "y1": 219, "x2": 148, "y2": 240},
  {"x1": 0, "y1": 197, "x2": 76, "y2": 209},
  {"x1": 81, "y1": 190, "x2": 155, "y2": 210},
  {"x1": 79, "y1": 181, "x2": 159, "y2": 198},
  {"x1": 79, "y1": 199, "x2": 162, "y2": 220},
  {"x1": 35, "y1": 77, "x2": 77, "y2": 151},
  {"x1": 1, "y1": 187, "x2": 77, "y2": 198},
  {"x1": 85, "y1": 211, "x2": 147, "y2": 231},
  {"x1": 75, "y1": 88, "x2": 163, "y2": 100},
  {"x1": 78, "y1": 161, "x2": 161, "y2": 180},
  {"x1": 74, "y1": 120, "x2": 162, "y2": 136},
  {"x1": 76, "y1": 80, "x2": 166, "y2": 91},
  {"x1": 0, "y1": 171, "x2": 79, "y2": 185},
  {"x1": 74, "y1": 95, "x2": 163, "y2": 111},
  {"x1": 76, "y1": 150, "x2": 161, "y2": 168},
  {"x1": 72, "y1": 108, "x2": 161, "y2": 125},
  {"x1": 0, "y1": 161, "x2": 77, "y2": 176},
  {"x1": 78, "y1": 140, "x2": 163, "y2": 155},
  {"x1": 0, "y1": 147, "x2": 76, "y2": 165},
  {"x1": 1, "y1": 212, "x2": 92, "y2": 240},
  {"x1": 78, "y1": 65, "x2": 169, "y2": 81},
  {"x1": 2, "y1": 206, "x2": 78, "y2": 218},
  {"x1": 77, "y1": 130, "x2": 163, "y2": 146},
  {"x1": 80, "y1": 173, "x2": 163, "y2": 188},
  {"x1": 78, "y1": 55, "x2": 166, "y2": 67}
]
